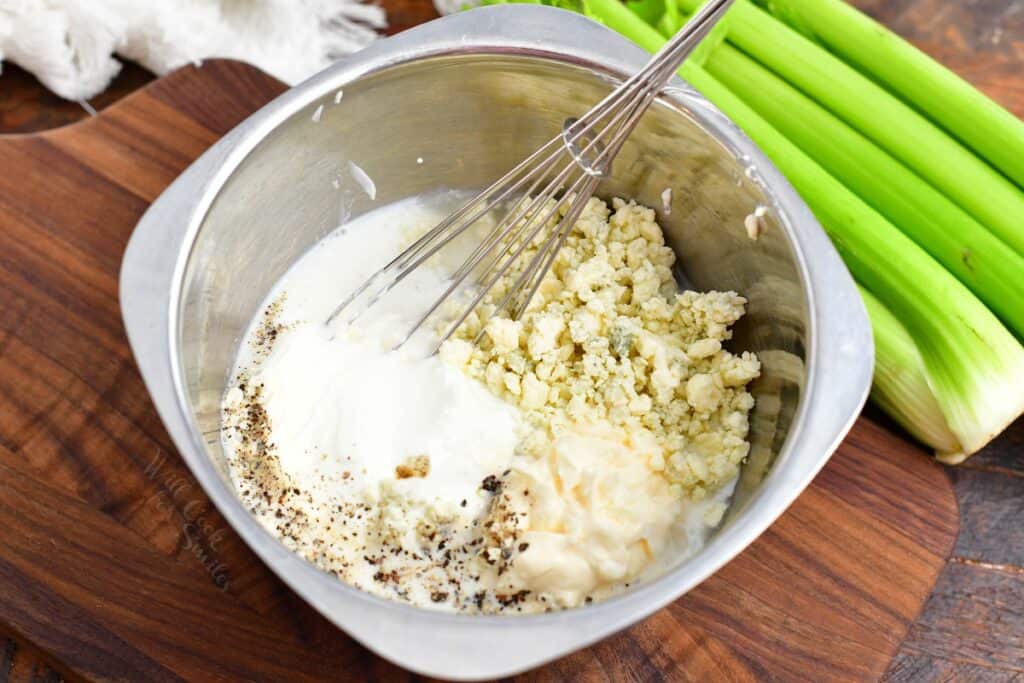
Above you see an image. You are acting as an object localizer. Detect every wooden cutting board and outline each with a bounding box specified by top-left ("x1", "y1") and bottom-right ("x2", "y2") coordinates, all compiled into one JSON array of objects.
[{"x1": 0, "y1": 60, "x2": 959, "y2": 682}]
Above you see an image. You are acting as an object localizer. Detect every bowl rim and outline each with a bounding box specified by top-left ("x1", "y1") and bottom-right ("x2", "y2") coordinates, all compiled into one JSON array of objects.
[{"x1": 120, "y1": 5, "x2": 873, "y2": 679}]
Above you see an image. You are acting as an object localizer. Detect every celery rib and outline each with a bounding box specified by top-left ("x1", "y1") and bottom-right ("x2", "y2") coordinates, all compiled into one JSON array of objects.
[
  {"x1": 682, "y1": 64, "x2": 1024, "y2": 457},
  {"x1": 753, "y1": 0, "x2": 1024, "y2": 191},
  {"x1": 702, "y1": 42, "x2": 1024, "y2": 340},
  {"x1": 856, "y1": 285, "x2": 962, "y2": 459},
  {"x1": 674, "y1": 0, "x2": 1024, "y2": 257}
]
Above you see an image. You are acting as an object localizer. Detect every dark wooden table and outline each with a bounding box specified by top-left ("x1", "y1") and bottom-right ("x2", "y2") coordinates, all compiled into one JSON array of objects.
[{"x1": 1, "y1": 1, "x2": 1021, "y2": 680}]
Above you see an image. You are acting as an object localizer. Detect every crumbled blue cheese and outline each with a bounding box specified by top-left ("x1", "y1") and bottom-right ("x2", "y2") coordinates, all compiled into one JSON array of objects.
[{"x1": 443, "y1": 197, "x2": 761, "y2": 500}]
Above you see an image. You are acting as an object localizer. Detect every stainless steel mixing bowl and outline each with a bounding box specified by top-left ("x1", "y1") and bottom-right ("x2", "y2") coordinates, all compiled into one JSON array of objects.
[{"x1": 120, "y1": 6, "x2": 873, "y2": 679}]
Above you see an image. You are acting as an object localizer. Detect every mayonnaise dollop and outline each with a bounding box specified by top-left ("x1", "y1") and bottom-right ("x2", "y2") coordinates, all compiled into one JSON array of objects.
[{"x1": 509, "y1": 426, "x2": 675, "y2": 602}]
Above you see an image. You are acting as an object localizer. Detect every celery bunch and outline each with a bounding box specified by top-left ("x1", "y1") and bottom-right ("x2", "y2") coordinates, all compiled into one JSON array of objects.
[
  {"x1": 752, "y1": 0, "x2": 1024, "y2": 190},
  {"x1": 473, "y1": 0, "x2": 1024, "y2": 461},
  {"x1": 675, "y1": 0, "x2": 1024, "y2": 256}
]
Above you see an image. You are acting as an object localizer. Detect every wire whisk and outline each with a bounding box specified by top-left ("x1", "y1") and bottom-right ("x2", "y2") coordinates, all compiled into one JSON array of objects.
[{"x1": 327, "y1": 0, "x2": 734, "y2": 353}]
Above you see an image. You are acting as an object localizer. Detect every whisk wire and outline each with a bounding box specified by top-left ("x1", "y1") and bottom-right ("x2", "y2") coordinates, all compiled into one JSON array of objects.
[
  {"x1": 493, "y1": 176, "x2": 600, "y2": 326},
  {"x1": 329, "y1": 0, "x2": 735, "y2": 353},
  {"x1": 395, "y1": 92, "x2": 640, "y2": 349},
  {"x1": 433, "y1": 174, "x2": 590, "y2": 348},
  {"x1": 325, "y1": 135, "x2": 570, "y2": 327}
]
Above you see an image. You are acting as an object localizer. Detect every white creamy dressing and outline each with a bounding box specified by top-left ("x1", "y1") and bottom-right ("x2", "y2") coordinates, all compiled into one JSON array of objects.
[
  {"x1": 222, "y1": 194, "x2": 737, "y2": 613},
  {"x1": 228, "y1": 197, "x2": 520, "y2": 508}
]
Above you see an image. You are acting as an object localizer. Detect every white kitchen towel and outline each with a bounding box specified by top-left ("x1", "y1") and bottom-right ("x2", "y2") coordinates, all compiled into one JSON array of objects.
[{"x1": 0, "y1": 0, "x2": 387, "y2": 101}]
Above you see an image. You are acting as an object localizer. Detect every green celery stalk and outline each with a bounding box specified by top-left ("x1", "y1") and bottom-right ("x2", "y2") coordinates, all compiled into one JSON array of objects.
[
  {"x1": 683, "y1": 66, "x2": 1024, "y2": 458},
  {"x1": 578, "y1": 0, "x2": 1024, "y2": 457},
  {"x1": 703, "y1": 41, "x2": 1024, "y2": 340},
  {"x1": 674, "y1": 0, "x2": 1024, "y2": 257},
  {"x1": 585, "y1": 0, "x2": 666, "y2": 51},
  {"x1": 626, "y1": 0, "x2": 667, "y2": 27},
  {"x1": 752, "y1": 0, "x2": 1024, "y2": 190},
  {"x1": 857, "y1": 285, "x2": 962, "y2": 461},
  {"x1": 657, "y1": 0, "x2": 681, "y2": 37}
]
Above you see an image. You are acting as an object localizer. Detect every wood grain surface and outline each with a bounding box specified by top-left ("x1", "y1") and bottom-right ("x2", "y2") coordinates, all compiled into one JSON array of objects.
[
  {"x1": 0, "y1": 58, "x2": 957, "y2": 682},
  {"x1": 846, "y1": 2, "x2": 1024, "y2": 680},
  {"x1": 0, "y1": 0, "x2": 1020, "y2": 680}
]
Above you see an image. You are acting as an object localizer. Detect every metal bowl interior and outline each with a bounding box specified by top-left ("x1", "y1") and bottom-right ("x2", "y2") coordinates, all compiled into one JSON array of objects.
[
  {"x1": 122, "y1": 6, "x2": 872, "y2": 679},
  {"x1": 181, "y1": 54, "x2": 807, "y2": 515}
]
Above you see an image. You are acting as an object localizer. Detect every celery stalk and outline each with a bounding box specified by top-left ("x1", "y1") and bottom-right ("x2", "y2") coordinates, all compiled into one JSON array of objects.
[
  {"x1": 657, "y1": 0, "x2": 681, "y2": 37},
  {"x1": 857, "y1": 285, "x2": 962, "y2": 460},
  {"x1": 674, "y1": 0, "x2": 1024, "y2": 257},
  {"x1": 703, "y1": 42, "x2": 1024, "y2": 340},
  {"x1": 753, "y1": 0, "x2": 1024, "y2": 190},
  {"x1": 626, "y1": 0, "x2": 667, "y2": 26},
  {"x1": 585, "y1": 0, "x2": 666, "y2": 51},
  {"x1": 681, "y1": 64, "x2": 1024, "y2": 457}
]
